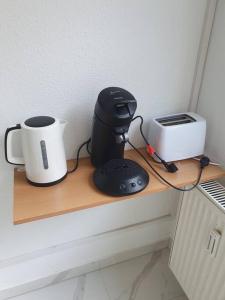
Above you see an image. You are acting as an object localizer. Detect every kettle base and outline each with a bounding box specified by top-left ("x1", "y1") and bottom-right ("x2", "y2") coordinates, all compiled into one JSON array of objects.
[{"x1": 27, "y1": 173, "x2": 67, "y2": 187}]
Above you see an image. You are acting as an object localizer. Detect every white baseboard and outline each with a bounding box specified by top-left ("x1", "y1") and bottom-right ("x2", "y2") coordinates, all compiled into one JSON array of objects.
[{"x1": 0, "y1": 214, "x2": 172, "y2": 300}]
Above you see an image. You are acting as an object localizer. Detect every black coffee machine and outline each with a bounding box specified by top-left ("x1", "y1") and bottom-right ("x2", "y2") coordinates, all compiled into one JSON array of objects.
[
  {"x1": 91, "y1": 87, "x2": 149, "y2": 196},
  {"x1": 91, "y1": 87, "x2": 136, "y2": 166}
]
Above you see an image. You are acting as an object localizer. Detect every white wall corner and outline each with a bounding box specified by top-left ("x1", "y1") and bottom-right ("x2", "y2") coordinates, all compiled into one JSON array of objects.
[{"x1": 188, "y1": 0, "x2": 218, "y2": 112}]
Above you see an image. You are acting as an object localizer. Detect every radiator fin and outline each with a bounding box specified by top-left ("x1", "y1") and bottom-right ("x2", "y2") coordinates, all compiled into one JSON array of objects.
[
  {"x1": 170, "y1": 183, "x2": 225, "y2": 300},
  {"x1": 199, "y1": 180, "x2": 225, "y2": 212}
]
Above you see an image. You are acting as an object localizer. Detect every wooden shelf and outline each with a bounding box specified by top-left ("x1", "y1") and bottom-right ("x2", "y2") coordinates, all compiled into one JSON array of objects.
[{"x1": 14, "y1": 149, "x2": 225, "y2": 224}]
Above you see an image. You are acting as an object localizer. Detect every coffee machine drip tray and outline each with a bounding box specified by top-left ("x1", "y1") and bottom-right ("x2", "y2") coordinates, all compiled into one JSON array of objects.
[{"x1": 93, "y1": 159, "x2": 149, "y2": 196}]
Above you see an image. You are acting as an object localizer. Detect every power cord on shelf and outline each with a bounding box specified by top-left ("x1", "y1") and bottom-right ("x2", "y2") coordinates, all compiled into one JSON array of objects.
[
  {"x1": 127, "y1": 139, "x2": 210, "y2": 192},
  {"x1": 67, "y1": 138, "x2": 91, "y2": 174},
  {"x1": 193, "y1": 157, "x2": 220, "y2": 166}
]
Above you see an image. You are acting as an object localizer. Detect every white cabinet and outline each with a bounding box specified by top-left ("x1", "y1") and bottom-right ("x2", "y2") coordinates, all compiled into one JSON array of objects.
[{"x1": 170, "y1": 181, "x2": 225, "y2": 300}]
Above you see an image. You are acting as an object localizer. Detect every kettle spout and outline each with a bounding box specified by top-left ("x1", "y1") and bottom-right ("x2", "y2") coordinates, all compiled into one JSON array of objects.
[{"x1": 59, "y1": 120, "x2": 67, "y2": 133}]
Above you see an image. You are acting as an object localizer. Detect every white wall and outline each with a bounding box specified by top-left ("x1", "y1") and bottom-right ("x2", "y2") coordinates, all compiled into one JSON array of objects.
[
  {"x1": 0, "y1": 0, "x2": 207, "y2": 263},
  {"x1": 197, "y1": 0, "x2": 225, "y2": 166}
]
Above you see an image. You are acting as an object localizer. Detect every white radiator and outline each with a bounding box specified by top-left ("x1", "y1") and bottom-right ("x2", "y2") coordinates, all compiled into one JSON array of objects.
[{"x1": 169, "y1": 181, "x2": 225, "y2": 300}]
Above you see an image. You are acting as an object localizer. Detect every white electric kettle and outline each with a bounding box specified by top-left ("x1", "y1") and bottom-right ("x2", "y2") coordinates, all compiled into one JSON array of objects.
[{"x1": 5, "y1": 116, "x2": 68, "y2": 186}]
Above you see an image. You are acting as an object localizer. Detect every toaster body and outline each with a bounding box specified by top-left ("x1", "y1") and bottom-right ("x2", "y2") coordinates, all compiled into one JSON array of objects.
[{"x1": 148, "y1": 112, "x2": 206, "y2": 162}]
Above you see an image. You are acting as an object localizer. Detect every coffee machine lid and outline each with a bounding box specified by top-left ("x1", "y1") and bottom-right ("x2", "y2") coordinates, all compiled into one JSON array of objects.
[{"x1": 95, "y1": 87, "x2": 137, "y2": 126}]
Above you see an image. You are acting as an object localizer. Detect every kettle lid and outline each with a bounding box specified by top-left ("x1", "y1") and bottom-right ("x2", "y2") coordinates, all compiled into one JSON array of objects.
[{"x1": 25, "y1": 116, "x2": 55, "y2": 128}]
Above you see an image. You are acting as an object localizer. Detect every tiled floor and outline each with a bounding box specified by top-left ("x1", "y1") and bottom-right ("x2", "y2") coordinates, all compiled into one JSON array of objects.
[{"x1": 11, "y1": 248, "x2": 188, "y2": 300}]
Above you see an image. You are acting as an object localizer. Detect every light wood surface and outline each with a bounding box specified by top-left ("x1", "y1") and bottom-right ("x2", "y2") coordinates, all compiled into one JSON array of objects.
[{"x1": 14, "y1": 149, "x2": 225, "y2": 224}]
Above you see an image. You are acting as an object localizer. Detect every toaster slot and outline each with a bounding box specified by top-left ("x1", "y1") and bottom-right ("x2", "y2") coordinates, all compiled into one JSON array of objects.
[{"x1": 156, "y1": 114, "x2": 196, "y2": 126}]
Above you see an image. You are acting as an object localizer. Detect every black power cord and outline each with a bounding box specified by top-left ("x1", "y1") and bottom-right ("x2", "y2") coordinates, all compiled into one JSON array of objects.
[
  {"x1": 128, "y1": 140, "x2": 209, "y2": 192},
  {"x1": 86, "y1": 139, "x2": 91, "y2": 155},
  {"x1": 131, "y1": 115, "x2": 149, "y2": 144},
  {"x1": 67, "y1": 138, "x2": 91, "y2": 174}
]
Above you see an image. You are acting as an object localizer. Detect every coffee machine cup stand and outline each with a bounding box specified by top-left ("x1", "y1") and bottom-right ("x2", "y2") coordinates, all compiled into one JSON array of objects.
[{"x1": 93, "y1": 134, "x2": 150, "y2": 197}]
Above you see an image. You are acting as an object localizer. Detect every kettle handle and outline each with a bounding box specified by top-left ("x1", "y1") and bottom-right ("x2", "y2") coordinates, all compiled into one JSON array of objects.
[{"x1": 4, "y1": 125, "x2": 25, "y2": 165}]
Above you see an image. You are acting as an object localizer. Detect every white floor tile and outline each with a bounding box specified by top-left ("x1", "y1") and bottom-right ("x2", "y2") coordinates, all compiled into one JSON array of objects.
[
  {"x1": 82, "y1": 272, "x2": 110, "y2": 300},
  {"x1": 11, "y1": 277, "x2": 78, "y2": 300},
  {"x1": 99, "y1": 248, "x2": 187, "y2": 300},
  {"x1": 10, "y1": 248, "x2": 188, "y2": 300}
]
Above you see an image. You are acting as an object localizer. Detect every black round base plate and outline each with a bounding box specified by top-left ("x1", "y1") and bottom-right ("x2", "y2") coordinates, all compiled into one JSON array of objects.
[{"x1": 93, "y1": 159, "x2": 149, "y2": 196}]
